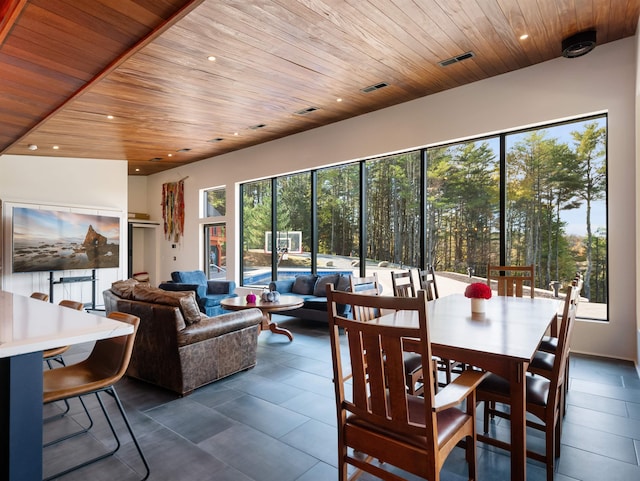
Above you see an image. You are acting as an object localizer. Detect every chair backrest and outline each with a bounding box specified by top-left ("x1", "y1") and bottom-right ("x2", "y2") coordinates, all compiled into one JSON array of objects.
[
  {"x1": 327, "y1": 288, "x2": 437, "y2": 452},
  {"x1": 85, "y1": 312, "x2": 140, "y2": 386},
  {"x1": 30, "y1": 292, "x2": 49, "y2": 302},
  {"x1": 349, "y1": 273, "x2": 380, "y2": 294},
  {"x1": 58, "y1": 299, "x2": 84, "y2": 311},
  {"x1": 391, "y1": 270, "x2": 416, "y2": 298},
  {"x1": 549, "y1": 285, "x2": 577, "y2": 405},
  {"x1": 348, "y1": 273, "x2": 382, "y2": 322},
  {"x1": 326, "y1": 287, "x2": 438, "y2": 450},
  {"x1": 417, "y1": 265, "x2": 439, "y2": 301},
  {"x1": 487, "y1": 264, "x2": 535, "y2": 298}
]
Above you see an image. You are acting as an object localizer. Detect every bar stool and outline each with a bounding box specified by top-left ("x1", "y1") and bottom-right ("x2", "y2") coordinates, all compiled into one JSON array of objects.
[
  {"x1": 43, "y1": 299, "x2": 85, "y2": 368},
  {"x1": 43, "y1": 312, "x2": 150, "y2": 480}
]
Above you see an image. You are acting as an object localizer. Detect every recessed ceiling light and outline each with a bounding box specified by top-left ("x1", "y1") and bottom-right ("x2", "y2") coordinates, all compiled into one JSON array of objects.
[
  {"x1": 207, "y1": 56, "x2": 216, "y2": 62},
  {"x1": 336, "y1": 98, "x2": 343, "y2": 102},
  {"x1": 52, "y1": 145, "x2": 59, "y2": 150},
  {"x1": 233, "y1": 132, "x2": 239, "y2": 136},
  {"x1": 520, "y1": 34, "x2": 529, "y2": 40},
  {"x1": 168, "y1": 153, "x2": 173, "y2": 157},
  {"x1": 135, "y1": 168, "x2": 140, "y2": 172},
  {"x1": 28, "y1": 144, "x2": 37, "y2": 151},
  {"x1": 107, "y1": 115, "x2": 114, "y2": 119}
]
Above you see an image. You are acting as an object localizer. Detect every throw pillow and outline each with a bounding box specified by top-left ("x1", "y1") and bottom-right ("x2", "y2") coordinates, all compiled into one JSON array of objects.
[
  {"x1": 313, "y1": 273, "x2": 340, "y2": 297},
  {"x1": 291, "y1": 275, "x2": 318, "y2": 295},
  {"x1": 111, "y1": 278, "x2": 144, "y2": 299},
  {"x1": 335, "y1": 274, "x2": 351, "y2": 292}
]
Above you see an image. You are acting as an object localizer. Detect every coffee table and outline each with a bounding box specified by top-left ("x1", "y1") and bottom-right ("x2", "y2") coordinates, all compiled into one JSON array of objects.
[{"x1": 220, "y1": 295, "x2": 303, "y2": 341}]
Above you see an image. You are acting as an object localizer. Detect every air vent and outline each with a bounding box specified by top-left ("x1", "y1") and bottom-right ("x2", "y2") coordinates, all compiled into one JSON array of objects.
[
  {"x1": 208, "y1": 137, "x2": 224, "y2": 143},
  {"x1": 361, "y1": 82, "x2": 389, "y2": 93},
  {"x1": 248, "y1": 123, "x2": 267, "y2": 130},
  {"x1": 294, "y1": 106, "x2": 320, "y2": 116},
  {"x1": 176, "y1": 148, "x2": 191, "y2": 153},
  {"x1": 438, "y1": 51, "x2": 475, "y2": 67},
  {"x1": 149, "y1": 157, "x2": 163, "y2": 162}
]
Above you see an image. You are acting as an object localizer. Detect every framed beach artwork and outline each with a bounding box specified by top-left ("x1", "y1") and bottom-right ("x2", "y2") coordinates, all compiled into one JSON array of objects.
[{"x1": 12, "y1": 206, "x2": 121, "y2": 273}]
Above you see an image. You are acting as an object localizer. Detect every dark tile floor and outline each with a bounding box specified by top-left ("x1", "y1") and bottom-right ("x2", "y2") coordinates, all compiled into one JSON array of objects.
[{"x1": 43, "y1": 316, "x2": 640, "y2": 480}]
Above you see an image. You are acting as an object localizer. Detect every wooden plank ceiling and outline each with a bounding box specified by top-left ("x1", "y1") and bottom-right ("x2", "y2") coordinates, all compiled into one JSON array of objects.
[{"x1": 1, "y1": 0, "x2": 639, "y2": 176}]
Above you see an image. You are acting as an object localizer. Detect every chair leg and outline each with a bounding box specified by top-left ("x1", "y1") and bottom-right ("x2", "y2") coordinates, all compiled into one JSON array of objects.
[
  {"x1": 483, "y1": 400, "x2": 490, "y2": 433},
  {"x1": 108, "y1": 386, "x2": 151, "y2": 480},
  {"x1": 545, "y1": 422, "x2": 555, "y2": 481},
  {"x1": 43, "y1": 398, "x2": 71, "y2": 422},
  {"x1": 44, "y1": 387, "x2": 149, "y2": 481},
  {"x1": 43, "y1": 396, "x2": 93, "y2": 446}
]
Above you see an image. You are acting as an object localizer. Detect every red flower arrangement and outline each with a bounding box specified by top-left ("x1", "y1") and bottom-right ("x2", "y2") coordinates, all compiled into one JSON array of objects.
[{"x1": 464, "y1": 282, "x2": 492, "y2": 299}]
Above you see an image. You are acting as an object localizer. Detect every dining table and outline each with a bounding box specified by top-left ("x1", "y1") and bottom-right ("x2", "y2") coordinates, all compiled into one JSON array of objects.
[
  {"x1": 0, "y1": 290, "x2": 134, "y2": 481},
  {"x1": 372, "y1": 293, "x2": 560, "y2": 481}
]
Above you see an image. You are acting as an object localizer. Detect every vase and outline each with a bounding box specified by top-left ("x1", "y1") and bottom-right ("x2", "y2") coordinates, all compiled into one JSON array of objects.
[{"x1": 471, "y1": 298, "x2": 485, "y2": 314}]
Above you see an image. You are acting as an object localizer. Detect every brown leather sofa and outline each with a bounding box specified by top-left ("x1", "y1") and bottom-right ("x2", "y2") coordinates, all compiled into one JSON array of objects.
[{"x1": 103, "y1": 280, "x2": 262, "y2": 396}]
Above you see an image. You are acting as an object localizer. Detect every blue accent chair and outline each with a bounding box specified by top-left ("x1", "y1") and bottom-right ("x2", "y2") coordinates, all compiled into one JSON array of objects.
[{"x1": 160, "y1": 270, "x2": 237, "y2": 316}]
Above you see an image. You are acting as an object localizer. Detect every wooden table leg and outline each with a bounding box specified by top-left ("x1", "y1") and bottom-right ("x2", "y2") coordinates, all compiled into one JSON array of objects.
[
  {"x1": 509, "y1": 361, "x2": 527, "y2": 481},
  {"x1": 261, "y1": 312, "x2": 293, "y2": 341}
]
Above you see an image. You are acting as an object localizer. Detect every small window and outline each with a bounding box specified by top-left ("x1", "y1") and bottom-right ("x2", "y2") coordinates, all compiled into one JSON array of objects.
[{"x1": 203, "y1": 187, "x2": 226, "y2": 217}]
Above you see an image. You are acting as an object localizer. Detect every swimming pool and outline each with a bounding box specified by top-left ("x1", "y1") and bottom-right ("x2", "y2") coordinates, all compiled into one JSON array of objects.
[{"x1": 242, "y1": 268, "x2": 354, "y2": 286}]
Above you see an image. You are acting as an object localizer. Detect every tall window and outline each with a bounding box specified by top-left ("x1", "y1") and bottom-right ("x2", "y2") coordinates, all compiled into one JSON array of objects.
[
  {"x1": 505, "y1": 118, "x2": 607, "y2": 317},
  {"x1": 276, "y1": 172, "x2": 312, "y2": 280},
  {"x1": 241, "y1": 179, "x2": 272, "y2": 285},
  {"x1": 202, "y1": 187, "x2": 227, "y2": 279},
  {"x1": 365, "y1": 152, "x2": 421, "y2": 275},
  {"x1": 317, "y1": 164, "x2": 360, "y2": 275},
  {"x1": 426, "y1": 139, "x2": 500, "y2": 275},
  {"x1": 240, "y1": 115, "x2": 608, "y2": 320},
  {"x1": 204, "y1": 224, "x2": 226, "y2": 279}
]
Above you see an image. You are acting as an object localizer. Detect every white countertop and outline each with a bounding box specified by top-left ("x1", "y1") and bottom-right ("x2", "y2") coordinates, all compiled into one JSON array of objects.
[{"x1": 0, "y1": 290, "x2": 134, "y2": 358}]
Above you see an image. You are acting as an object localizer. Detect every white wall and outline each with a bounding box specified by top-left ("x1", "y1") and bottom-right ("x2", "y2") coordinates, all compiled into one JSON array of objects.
[
  {"x1": 636, "y1": 25, "x2": 640, "y2": 375},
  {"x1": 128, "y1": 176, "x2": 149, "y2": 214},
  {"x1": 144, "y1": 37, "x2": 638, "y2": 363},
  {"x1": 0, "y1": 155, "x2": 128, "y2": 304}
]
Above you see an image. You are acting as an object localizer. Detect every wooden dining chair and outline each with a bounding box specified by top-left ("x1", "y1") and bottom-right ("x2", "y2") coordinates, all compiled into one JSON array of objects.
[
  {"x1": 529, "y1": 277, "x2": 582, "y2": 417},
  {"x1": 348, "y1": 273, "x2": 382, "y2": 321},
  {"x1": 417, "y1": 265, "x2": 439, "y2": 301},
  {"x1": 43, "y1": 312, "x2": 150, "y2": 481},
  {"x1": 390, "y1": 270, "x2": 425, "y2": 395},
  {"x1": 351, "y1": 272, "x2": 426, "y2": 395},
  {"x1": 416, "y1": 265, "x2": 463, "y2": 385},
  {"x1": 326, "y1": 286, "x2": 487, "y2": 481},
  {"x1": 477, "y1": 285, "x2": 576, "y2": 481},
  {"x1": 391, "y1": 270, "x2": 416, "y2": 298},
  {"x1": 487, "y1": 264, "x2": 535, "y2": 298}
]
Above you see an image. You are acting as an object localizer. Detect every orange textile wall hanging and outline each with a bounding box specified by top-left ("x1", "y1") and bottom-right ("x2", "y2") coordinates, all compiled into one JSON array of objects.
[{"x1": 162, "y1": 180, "x2": 184, "y2": 243}]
